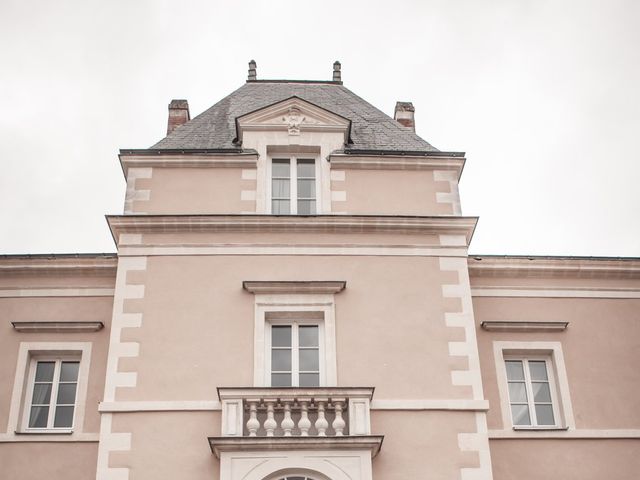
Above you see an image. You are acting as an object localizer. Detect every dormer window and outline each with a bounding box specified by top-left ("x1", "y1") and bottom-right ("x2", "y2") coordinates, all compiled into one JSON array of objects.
[{"x1": 271, "y1": 157, "x2": 317, "y2": 214}]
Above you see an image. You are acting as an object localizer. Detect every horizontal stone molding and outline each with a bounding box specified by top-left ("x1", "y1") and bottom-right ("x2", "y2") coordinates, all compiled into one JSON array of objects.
[
  {"x1": 469, "y1": 256, "x2": 640, "y2": 279},
  {"x1": 107, "y1": 214, "x2": 477, "y2": 245},
  {"x1": 329, "y1": 154, "x2": 464, "y2": 175},
  {"x1": 97, "y1": 398, "x2": 489, "y2": 413},
  {"x1": 99, "y1": 400, "x2": 221, "y2": 412},
  {"x1": 208, "y1": 435, "x2": 384, "y2": 459},
  {"x1": 117, "y1": 245, "x2": 469, "y2": 258},
  {"x1": 472, "y1": 286, "x2": 640, "y2": 299},
  {"x1": 480, "y1": 321, "x2": 569, "y2": 332},
  {"x1": 11, "y1": 321, "x2": 105, "y2": 333},
  {"x1": 0, "y1": 256, "x2": 117, "y2": 276},
  {"x1": 0, "y1": 287, "x2": 115, "y2": 298},
  {"x1": 370, "y1": 399, "x2": 489, "y2": 411},
  {"x1": 489, "y1": 429, "x2": 640, "y2": 439},
  {"x1": 242, "y1": 281, "x2": 346, "y2": 295},
  {"x1": 119, "y1": 153, "x2": 258, "y2": 176},
  {"x1": 0, "y1": 432, "x2": 99, "y2": 443}
]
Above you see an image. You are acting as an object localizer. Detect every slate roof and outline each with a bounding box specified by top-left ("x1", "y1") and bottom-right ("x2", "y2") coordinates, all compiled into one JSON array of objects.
[{"x1": 151, "y1": 81, "x2": 438, "y2": 152}]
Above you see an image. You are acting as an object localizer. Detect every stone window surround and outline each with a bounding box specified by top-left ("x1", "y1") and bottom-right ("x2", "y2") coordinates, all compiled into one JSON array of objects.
[
  {"x1": 245, "y1": 281, "x2": 344, "y2": 388},
  {"x1": 493, "y1": 341, "x2": 575, "y2": 432},
  {"x1": 6, "y1": 342, "x2": 92, "y2": 439}
]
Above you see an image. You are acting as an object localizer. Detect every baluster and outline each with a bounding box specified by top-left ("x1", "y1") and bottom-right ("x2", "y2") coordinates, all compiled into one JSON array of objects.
[
  {"x1": 246, "y1": 400, "x2": 260, "y2": 437},
  {"x1": 281, "y1": 399, "x2": 294, "y2": 437},
  {"x1": 298, "y1": 399, "x2": 311, "y2": 436},
  {"x1": 332, "y1": 399, "x2": 346, "y2": 436},
  {"x1": 315, "y1": 398, "x2": 329, "y2": 437},
  {"x1": 264, "y1": 400, "x2": 277, "y2": 437}
]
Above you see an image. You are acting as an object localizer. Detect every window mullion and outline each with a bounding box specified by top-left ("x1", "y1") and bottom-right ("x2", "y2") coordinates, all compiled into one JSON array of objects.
[
  {"x1": 292, "y1": 322, "x2": 300, "y2": 386},
  {"x1": 523, "y1": 360, "x2": 537, "y2": 426},
  {"x1": 48, "y1": 360, "x2": 61, "y2": 428},
  {"x1": 291, "y1": 157, "x2": 298, "y2": 214}
]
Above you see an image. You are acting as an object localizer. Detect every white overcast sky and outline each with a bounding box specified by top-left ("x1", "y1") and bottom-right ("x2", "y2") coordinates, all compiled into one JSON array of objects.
[{"x1": 0, "y1": 0, "x2": 638, "y2": 256}]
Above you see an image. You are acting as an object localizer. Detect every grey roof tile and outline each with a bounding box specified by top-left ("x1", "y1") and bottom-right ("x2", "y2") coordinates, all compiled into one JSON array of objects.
[{"x1": 151, "y1": 81, "x2": 438, "y2": 152}]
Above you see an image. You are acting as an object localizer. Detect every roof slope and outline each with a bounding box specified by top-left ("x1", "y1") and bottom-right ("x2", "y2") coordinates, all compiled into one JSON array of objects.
[{"x1": 151, "y1": 81, "x2": 438, "y2": 152}]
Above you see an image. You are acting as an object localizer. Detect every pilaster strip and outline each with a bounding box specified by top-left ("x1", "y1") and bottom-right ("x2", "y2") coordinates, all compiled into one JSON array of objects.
[
  {"x1": 434, "y1": 170, "x2": 462, "y2": 215},
  {"x1": 97, "y1": 256, "x2": 147, "y2": 480},
  {"x1": 123, "y1": 167, "x2": 152, "y2": 214}
]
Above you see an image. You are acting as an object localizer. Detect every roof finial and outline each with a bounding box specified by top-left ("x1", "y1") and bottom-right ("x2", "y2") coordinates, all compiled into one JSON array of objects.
[
  {"x1": 333, "y1": 61, "x2": 341, "y2": 82},
  {"x1": 248, "y1": 60, "x2": 257, "y2": 81}
]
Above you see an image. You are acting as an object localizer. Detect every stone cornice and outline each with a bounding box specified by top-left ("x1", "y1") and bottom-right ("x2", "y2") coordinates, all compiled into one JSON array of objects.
[
  {"x1": 118, "y1": 152, "x2": 258, "y2": 177},
  {"x1": 106, "y1": 215, "x2": 477, "y2": 246},
  {"x1": 0, "y1": 255, "x2": 117, "y2": 276},
  {"x1": 208, "y1": 435, "x2": 384, "y2": 459},
  {"x1": 242, "y1": 281, "x2": 346, "y2": 295},
  {"x1": 217, "y1": 387, "x2": 374, "y2": 401},
  {"x1": 328, "y1": 153, "x2": 465, "y2": 176},
  {"x1": 11, "y1": 321, "x2": 105, "y2": 333},
  {"x1": 480, "y1": 321, "x2": 569, "y2": 332},
  {"x1": 468, "y1": 256, "x2": 640, "y2": 279}
]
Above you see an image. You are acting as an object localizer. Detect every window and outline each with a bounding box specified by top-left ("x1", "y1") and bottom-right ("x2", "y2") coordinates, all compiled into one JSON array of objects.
[
  {"x1": 270, "y1": 323, "x2": 320, "y2": 387},
  {"x1": 6, "y1": 342, "x2": 91, "y2": 438},
  {"x1": 26, "y1": 358, "x2": 80, "y2": 429},
  {"x1": 271, "y1": 158, "x2": 317, "y2": 214},
  {"x1": 505, "y1": 358, "x2": 556, "y2": 426},
  {"x1": 493, "y1": 341, "x2": 575, "y2": 431}
]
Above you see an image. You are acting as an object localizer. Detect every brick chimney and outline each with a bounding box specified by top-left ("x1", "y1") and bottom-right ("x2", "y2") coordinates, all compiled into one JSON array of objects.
[
  {"x1": 394, "y1": 102, "x2": 415, "y2": 132},
  {"x1": 167, "y1": 99, "x2": 190, "y2": 135},
  {"x1": 333, "y1": 61, "x2": 341, "y2": 82},
  {"x1": 248, "y1": 60, "x2": 257, "y2": 81}
]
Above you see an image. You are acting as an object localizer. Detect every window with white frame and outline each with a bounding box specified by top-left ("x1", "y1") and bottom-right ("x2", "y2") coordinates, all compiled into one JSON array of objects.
[
  {"x1": 25, "y1": 357, "x2": 80, "y2": 429},
  {"x1": 271, "y1": 157, "x2": 317, "y2": 214},
  {"x1": 504, "y1": 357, "x2": 559, "y2": 427},
  {"x1": 493, "y1": 342, "x2": 575, "y2": 432},
  {"x1": 269, "y1": 322, "x2": 321, "y2": 387}
]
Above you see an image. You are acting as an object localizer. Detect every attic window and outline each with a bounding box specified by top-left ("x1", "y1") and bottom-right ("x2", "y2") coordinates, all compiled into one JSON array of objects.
[{"x1": 270, "y1": 157, "x2": 317, "y2": 215}]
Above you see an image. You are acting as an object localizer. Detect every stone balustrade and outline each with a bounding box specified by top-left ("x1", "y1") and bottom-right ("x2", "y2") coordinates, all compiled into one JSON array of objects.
[{"x1": 218, "y1": 387, "x2": 374, "y2": 438}]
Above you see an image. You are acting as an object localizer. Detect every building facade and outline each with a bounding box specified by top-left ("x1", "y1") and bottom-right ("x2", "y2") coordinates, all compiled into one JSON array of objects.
[{"x1": 1, "y1": 62, "x2": 639, "y2": 480}]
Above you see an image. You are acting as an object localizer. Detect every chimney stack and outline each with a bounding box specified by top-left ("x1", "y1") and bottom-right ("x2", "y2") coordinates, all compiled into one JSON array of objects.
[
  {"x1": 167, "y1": 99, "x2": 190, "y2": 135},
  {"x1": 394, "y1": 102, "x2": 415, "y2": 132},
  {"x1": 333, "y1": 61, "x2": 341, "y2": 82},
  {"x1": 248, "y1": 60, "x2": 257, "y2": 81}
]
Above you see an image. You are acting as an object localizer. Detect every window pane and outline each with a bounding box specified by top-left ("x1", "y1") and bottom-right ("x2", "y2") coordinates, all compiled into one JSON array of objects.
[
  {"x1": 299, "y1": 325, "x2": 319, "y2": 347},
  {"x1": 529, "y1": 361, "x2": 548, "y2": 381},
  {"x1": 272, "y1": 200, "x2": 290, "y2": 215},
  {"x1": 29, "y1": 406, "x2": 49, "y2": 428},
  {"x1": 272, "y1": 326, "x2": 292, "y2": 347},
  {"x1": 56, "y1": 383, "x2": 77, "y2": 404},
  {"x1": 53, "y1": 406, "x2": 74, "y2": 428},
  {"x1": 271, "y1": 373, "x2": 292, "y2": 387},
  {"x1": 35, "y1": 362, "x2": 55, "y2": 382},
  {"x1": 299, "y1": 373, "x2": 319, "y2": 387},
  {"x1": 507, "y1": 382, "x2": 528, "y2": 403},
  {"x1": 532, "y1": 382, "x2": 552, "y2": 403},
  {"x1": 511, "y1": 404, "x2": 531, "y2": 426},
  {"x1": 271, "y1": 349, "x2": 292, "y2": 371},
  {"x1": 297, "y1": 179, "x2": 316, "y2": 198},
  {"x1": 60, "y1": 362, "x2": 80, "y2": 382},
  {"x1": 297, "y1": 200, "x2": 316, "y2": 215},
  {"x1": 505, "y1": 361, "x2": 524, "y2": 381},
  {"x1": 272, "y1": 179, "x2": 290, "y2": 198},
  {"x1": 272, "y1": 160, "x2": 290, "y2": 177},
  {"x1": 299, "y1": 349, "x2": 319, "y2": 371},
  {"x1": 535, "y1": 404, "x2": 555, "y2": 425},
  {"x1": 32, "y1": 384, "x2": 52, "y2": 405},
  {"x1": 297, "y1": 159, "x2": 315, "y2": 178}
]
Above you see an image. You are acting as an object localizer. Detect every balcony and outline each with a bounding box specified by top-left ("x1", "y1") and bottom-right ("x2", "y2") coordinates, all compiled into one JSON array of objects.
[{"x1": 208, "y1": 387, "x2": 383, "y2": 458}]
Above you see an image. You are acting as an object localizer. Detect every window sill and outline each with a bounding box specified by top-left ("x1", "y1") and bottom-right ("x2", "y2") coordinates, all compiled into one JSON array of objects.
[
  {"x1": 15, "y1": 429, "x2": 73, "y2": 435},
  {"x1": 512, "y1": 426, "x2": 569, "y2": 431}
]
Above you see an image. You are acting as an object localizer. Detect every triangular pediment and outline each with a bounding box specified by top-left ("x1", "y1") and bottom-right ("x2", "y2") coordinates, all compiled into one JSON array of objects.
[{"x1": 235, "y1": 96, "x2": 351, "y2": 143}]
